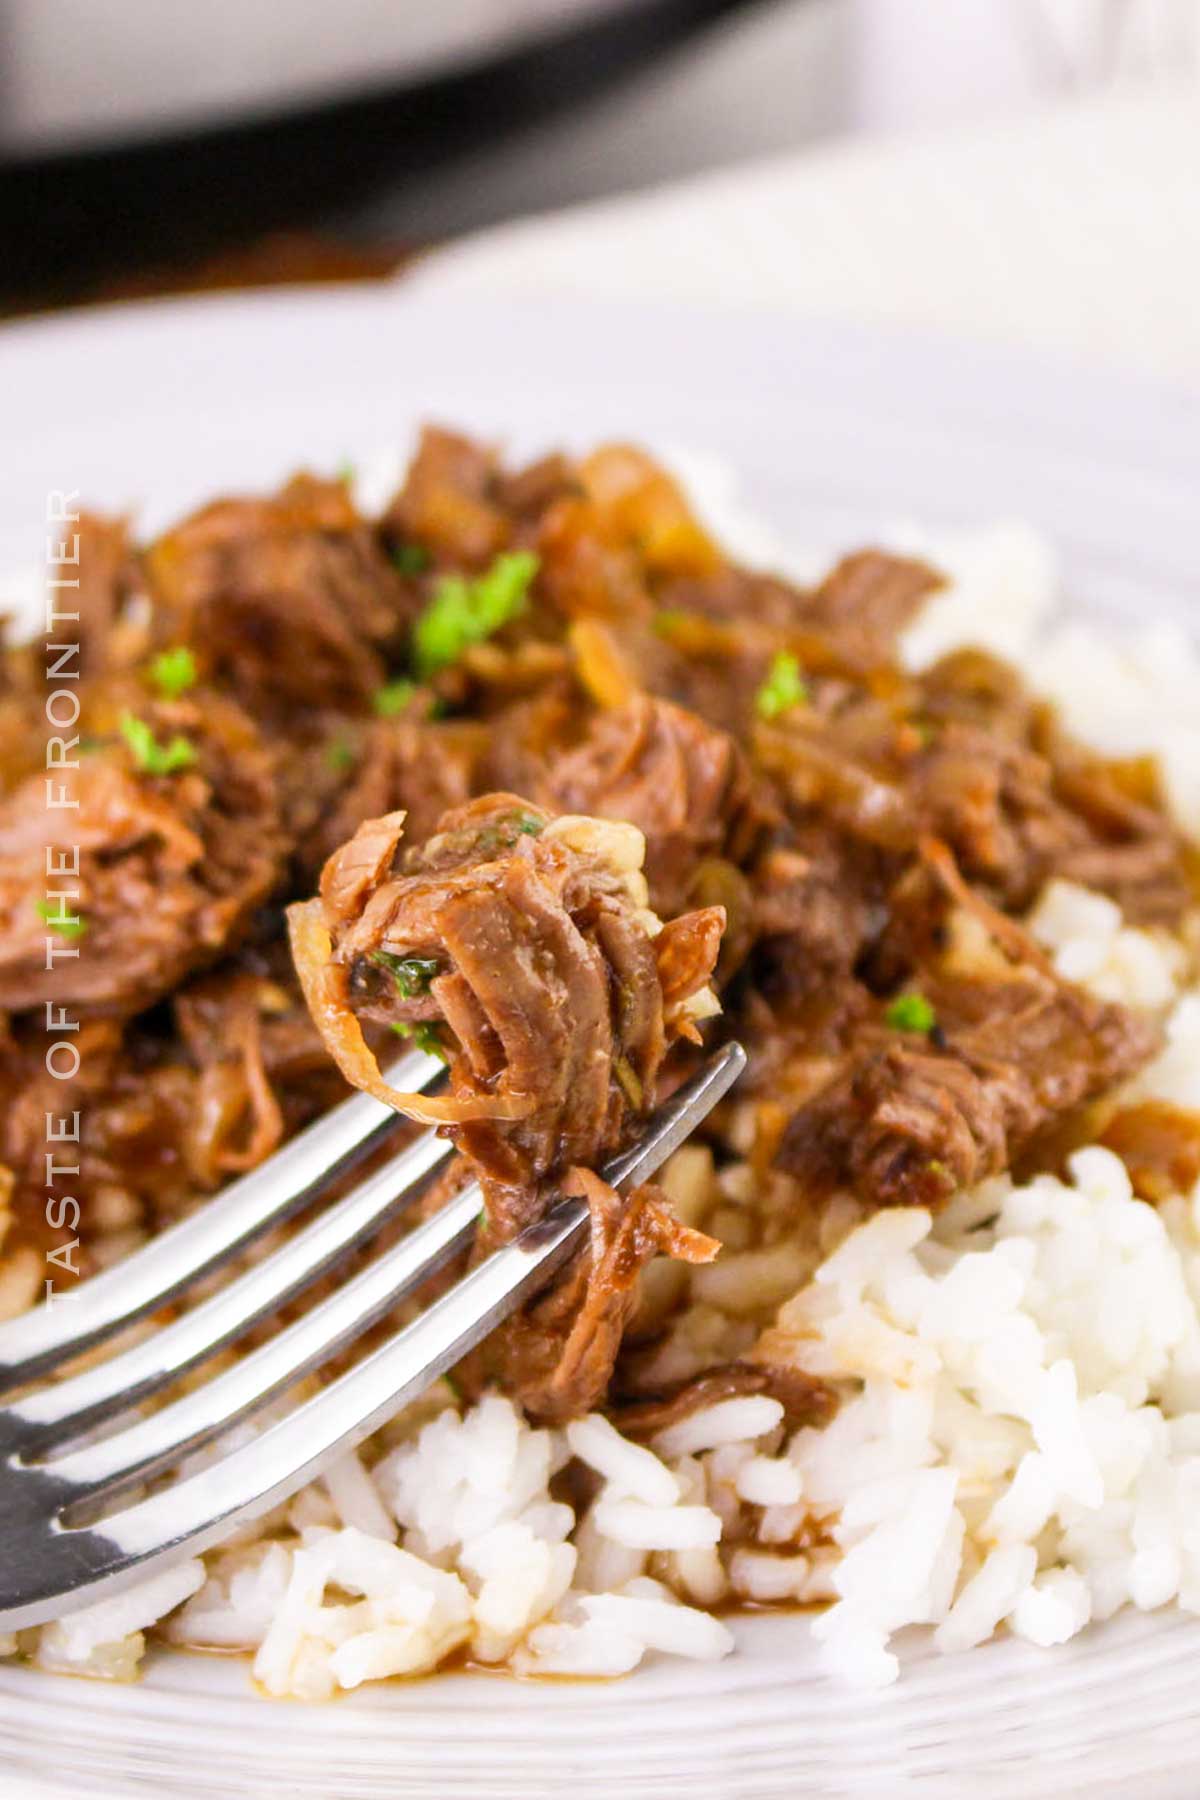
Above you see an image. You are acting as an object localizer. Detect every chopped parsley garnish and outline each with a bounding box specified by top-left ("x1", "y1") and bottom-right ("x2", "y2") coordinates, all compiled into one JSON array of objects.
[
  {"x1": 463, "y1": 813, "x2": 544, "y2": 860},
  {"x1": 372, "y1": 951, "x2": 441, "y2": 998},
  {"x1": 389, "y1": 1020, "x2": 448, "y2": 1062},
  {"x1": 118, "y1": 711, "x2": 196, "y2": 775},
  {"x1": 885, "y1": 992, "x2": 937, "y2": 1035},
  {"x1": 36, "y1": 899, "x2": 86, "y2": 939},
  {"x1": 755, "y1": 651, "x2": 809, "y2": 720},
  {"x1": 148, "y1": 645, "x2": 197, "y2": 699},
  {"x1": 325, "y1": 737, "x2": 356, "y2": 773},
  {"x1": 372, "y1": 678, "x2": 416, "y2": 718},
  {"x1": 392, "y1": 543, "x2": 432, "y2": 576},
  {"x1": 412, "y1": 550, "x2": 539, "y2": 681},
  {"x1": 336, "y1": 459, "x2": 356, "y2": 485}
]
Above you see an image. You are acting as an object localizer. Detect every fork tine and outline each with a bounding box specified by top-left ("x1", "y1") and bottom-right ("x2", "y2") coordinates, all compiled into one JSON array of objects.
[
  {"x1": 33, "y1": 1173, "x2": 482, "y2": 1504},
  {"x1": 3, "y1": 1124, "x2": 455, "y2": 1452},
  {"x1": 25, "y1": 1042, "x2": 743, "y2": 1497},
  {"x1": 0, "y1": 1048, "x2": 442, "y2": 1387},
  {"x1": 0, "y1": 1042, "x2": 746, "y2": 1630}
]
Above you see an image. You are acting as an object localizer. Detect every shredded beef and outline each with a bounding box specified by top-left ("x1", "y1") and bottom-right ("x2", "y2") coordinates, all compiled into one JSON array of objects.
[
  {"x1": 485, "y1": 1169, "x2": 719, "y2": 1422},
  {"x1": 143, "y1": 475, "x2": 416, "y2": 711},
  {"x1": 381, "y1": 426, "x2": 513, "y2": 569},
  {"x1": 300, "y1": 714, "x2": 486, "y2": 878},
  {"x1": 612, "y1": 1362, "x2": 835, "y2": 1440},
  {"x1": 0, "y1": 690, "x2": 285, "y2": 1016},
  {"x1": 779, "y1": 923, "x2": 1158, "y2": 1211},
  {"x1": 803, "y1": 549, "x2": 943, "y2": 641},
  {"x1": 291, "y1": 793, "x2": 724, "y2": 1415},
  {"x1": 909, "y1": 716, "x2": 1188, "y2": 921},
  {"x1": 544, "y1": 696, "x2": 766, "y2": 915},
  {"x1": 56, "y1": 512, "x2": 144, "y2": 679},
  {"x1": 299, "y1": 794, "x2": 722, "y2": 1222}
]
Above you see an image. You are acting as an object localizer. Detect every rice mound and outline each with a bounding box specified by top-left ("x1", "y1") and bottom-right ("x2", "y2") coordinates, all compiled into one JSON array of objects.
[
  {"x1": 769, "y1": 1107, "x2": 1200, "y2": 1685},
  {"x1": 6, "y1": 477, "x2": 1200, "y2": 1696}
]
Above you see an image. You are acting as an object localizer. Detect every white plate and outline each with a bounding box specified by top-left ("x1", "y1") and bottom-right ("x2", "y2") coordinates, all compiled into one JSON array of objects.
[{"x1": 1, "y1": 289, "x2": 1198, "y2": 1800}]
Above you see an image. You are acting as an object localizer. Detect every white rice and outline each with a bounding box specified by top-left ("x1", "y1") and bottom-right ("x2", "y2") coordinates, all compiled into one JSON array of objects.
[
  {"x1": 1029, "y1": 878, "x2": 1186, "y2": 1009},
  {"x1": 35, "y1": 1561, "x2": 207, "y2": 1682},
  {"x1": 652, "y1": 1396, "x2": 784, "y2": 1459},
  {"x1": 588, "y1": 1498, "x2": 722, "y2": 1552},
  {"x1": 5, "y1": 468, "x2": 1200, "y2": 1698},
  {"x1": 756, "y1": 1105, "x2": 1200, "y2": 1686},
  {"x1": 566, "y1": 1411, "x2": 681, "y2": 1506}
]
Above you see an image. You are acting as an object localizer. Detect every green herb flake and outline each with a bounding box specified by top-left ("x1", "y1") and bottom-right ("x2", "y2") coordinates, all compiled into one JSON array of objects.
[
  {"x1": 509, "y1": 811, "x2": 544, "y2": 838},
  {"x1": 325, "y1": 737, "x2": 356, "y2": 773},
  {"x1": 36, "y1": 899, "x2": 86, "y2": 939},
  {"x1": 118, "y1": 711, "x2": 197, "y2": 776},
  {"x1": 755, "y1": 651, "x2": 809, "y2": 721},
  {"x1": 148, "y1": 645, "x2": 197, "y2": 699},
  {"x1": 371, "y1": 951, "x2": 441, "y2": 998},
  {"x1": 372, "y1": 678, "x2": 416, "y2": 719},
  {"x1": 412, "y1": 550, "x2": 539, "y2": 681},
  {"x1": 885, "y1": 992, "x2": 937, "y2": 1035},
  {"x1": 336, "y1": 459, "x2": 356, "y2": 486},
  {"x1": 392, "y1": 543, "x2": 432, "y2": 576},
  {"x1": 652, "y1": 608, "x2": 693, "y2": 637},
  {"x1": 389, "y1": 1020, "x2": 449, "y2": 1062}
]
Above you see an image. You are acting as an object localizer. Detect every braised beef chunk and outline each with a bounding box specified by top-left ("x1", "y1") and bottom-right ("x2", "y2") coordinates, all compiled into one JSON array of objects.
[
  {"x1": 906, "y1": 656, "x2": 1190, "y2": 921},
  {"x1": 299, "y1": 714, "x2": 486, "y2": 879},
  {"x1": 780, "y1": 986, "x2": 1154, "y2": 1210},
  {"x1": 0, "y1": 690, "x2": 285, "y2": 1016},
  {"x1": 6, "y1": 424, "x2": 1195, "y2": 1430},
  {"x1": 143, "y1": 475, "x2": 417, "y2": 711},
  {"x1": 779, "y1": 938, "x2": 1158, "y2": 1211},
  {"x1": 56, "y1": 512, "x2": 141, "y2": 679},
  {"x1": 0, "y1": 950, "x2": 344, "y2": 1270},
  {"x1": 754, "y1": 646, "x2": 1192, "y2": 931},
  {"x1": 1036, "y1": 730, "x2": 1192, "y2": 925},
  {"x1": 381, "y1": 425, "x2": 513, "y2": 569},
  {"x1": 803, "y1": 549, "x2": 943, "y2": 641},
  {"x1": 545, "y1": 696, "x2": 766, "y2": 915}
]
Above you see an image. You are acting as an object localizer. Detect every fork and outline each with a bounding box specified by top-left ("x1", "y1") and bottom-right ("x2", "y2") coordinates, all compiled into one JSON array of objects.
[{"x1": 0, "y1": 1039, "x2": 746, "y2": 1631}]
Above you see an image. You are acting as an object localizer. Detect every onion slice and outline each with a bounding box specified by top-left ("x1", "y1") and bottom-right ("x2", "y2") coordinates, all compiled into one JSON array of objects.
[{"x1": 286, "y1": 898, "x2": 535, "y2": 1124}]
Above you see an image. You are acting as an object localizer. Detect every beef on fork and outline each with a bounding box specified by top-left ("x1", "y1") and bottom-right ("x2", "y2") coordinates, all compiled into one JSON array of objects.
[{"x1": 289, "y1": 792, "x2": 726, "y2": 1418}]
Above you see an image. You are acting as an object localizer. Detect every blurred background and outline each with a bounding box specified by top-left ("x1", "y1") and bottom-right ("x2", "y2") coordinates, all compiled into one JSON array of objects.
[{"x1": 1, "y1": 0, "x2": 1197, "y2": 310}]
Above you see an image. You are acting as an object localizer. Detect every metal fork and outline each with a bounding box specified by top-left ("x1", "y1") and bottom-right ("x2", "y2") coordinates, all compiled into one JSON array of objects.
[{"x1": 0, "y1": 1040, "x2": 746, "y2": 1631}]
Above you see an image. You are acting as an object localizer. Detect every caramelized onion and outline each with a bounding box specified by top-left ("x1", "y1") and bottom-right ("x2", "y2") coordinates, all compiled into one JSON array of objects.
[{"x1": 286, "y1": 899, "x2": 535, "y2": 1124}]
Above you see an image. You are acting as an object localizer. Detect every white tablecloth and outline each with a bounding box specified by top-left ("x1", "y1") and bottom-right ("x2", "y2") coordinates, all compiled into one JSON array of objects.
[{"x1": 413, "y1": 90, "x2": 1200, "y2": 385}]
